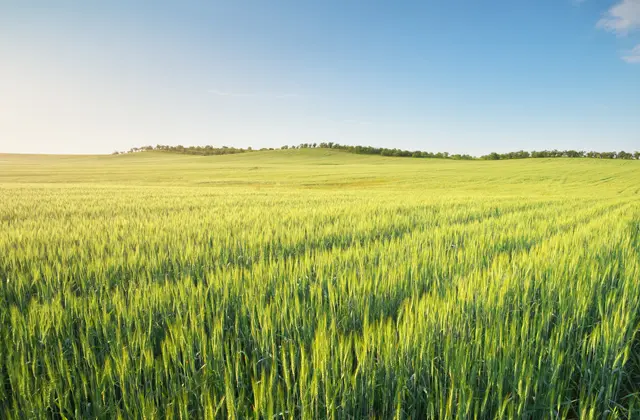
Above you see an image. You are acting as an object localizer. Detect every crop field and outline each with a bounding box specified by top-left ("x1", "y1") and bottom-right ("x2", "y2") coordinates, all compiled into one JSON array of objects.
[{"x1": 1, "y1": 149, "x2": 639, "y2": 419}]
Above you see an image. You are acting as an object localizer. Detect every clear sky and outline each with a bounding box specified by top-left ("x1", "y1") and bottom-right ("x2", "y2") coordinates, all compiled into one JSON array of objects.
[{"x1": 1, "y1": 0, "x2": 639, "y2": 155}]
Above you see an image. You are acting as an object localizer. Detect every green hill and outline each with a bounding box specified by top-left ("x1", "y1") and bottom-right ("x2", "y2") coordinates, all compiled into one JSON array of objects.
[
  {"x1": 2, "y1": 148, "x2": 640, "y2": 417},
  {"x1": 1, "y1": 148, "x2": 639, "y2": 197}
]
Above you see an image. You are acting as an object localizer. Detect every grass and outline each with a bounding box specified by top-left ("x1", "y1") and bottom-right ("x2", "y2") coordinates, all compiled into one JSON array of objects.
[{"x1": 1, "y1": 149, "x2": 639, "y2": 418}]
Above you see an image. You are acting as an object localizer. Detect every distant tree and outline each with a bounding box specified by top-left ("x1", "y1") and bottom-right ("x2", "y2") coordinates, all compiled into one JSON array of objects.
[
  {"x1": 483, "y1": 152, "x2": 501, "y2": 160},
  {"x1": 564, "y1": 150, "x2": 582, "y2": 158}
]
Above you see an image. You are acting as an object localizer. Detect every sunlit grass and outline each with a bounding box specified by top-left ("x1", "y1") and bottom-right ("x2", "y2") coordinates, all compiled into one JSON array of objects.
[{"x1": 1, "y1": 150, "x2": 639, "y2": 418}]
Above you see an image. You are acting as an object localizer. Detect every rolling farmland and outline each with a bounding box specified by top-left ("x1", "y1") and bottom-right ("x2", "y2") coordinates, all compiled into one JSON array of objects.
[{"x1": 1, "y1": 149, "x2": 639, "y2": 418}]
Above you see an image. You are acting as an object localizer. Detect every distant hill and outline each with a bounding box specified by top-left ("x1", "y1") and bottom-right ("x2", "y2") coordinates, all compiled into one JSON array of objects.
[{"x1": 2, "y1": 148, "x2": 639, "y2": 197}]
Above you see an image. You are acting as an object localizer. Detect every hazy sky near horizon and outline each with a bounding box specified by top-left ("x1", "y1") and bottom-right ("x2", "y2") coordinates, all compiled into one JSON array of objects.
[{"x1": 1, "y1": 0, "x2": 639, "y2": 155}]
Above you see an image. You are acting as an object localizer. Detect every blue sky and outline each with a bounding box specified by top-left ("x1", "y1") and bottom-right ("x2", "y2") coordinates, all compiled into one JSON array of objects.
[{"x1": 0, "y1": 0, "x2": 638, "y2": 155}]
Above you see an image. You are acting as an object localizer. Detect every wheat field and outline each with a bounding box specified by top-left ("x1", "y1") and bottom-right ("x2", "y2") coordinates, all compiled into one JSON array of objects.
[{"x1": 1, "y1": 149, "x2": 639, "y2": 418}]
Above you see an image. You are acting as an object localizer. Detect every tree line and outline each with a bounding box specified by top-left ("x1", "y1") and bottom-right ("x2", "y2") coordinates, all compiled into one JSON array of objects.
[
  {"x1": 115, "y1": 143, "x2": 640, "y2": 160},
  {"x1": 116, "y1": 145, "x2": 252, "y2": 155},
  {"x1": 481, "y1": 150, "x2": 639, "y2": 160}
]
